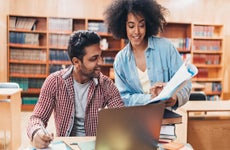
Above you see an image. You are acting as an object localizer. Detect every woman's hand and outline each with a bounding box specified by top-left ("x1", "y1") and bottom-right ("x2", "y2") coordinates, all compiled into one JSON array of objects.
[
  {"x1": 150, "y1": 82, "x2": 178, "y2": 107},
  {"x1": 165, "y1": 95, "x2": 178, "y2": 107},
  {"x1": 149, "y1": 82, "x2": 166, "y2": 99}
]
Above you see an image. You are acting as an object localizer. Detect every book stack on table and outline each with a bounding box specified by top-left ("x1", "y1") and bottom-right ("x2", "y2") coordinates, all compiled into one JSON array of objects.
[{"x1": 160, "y1": 109, "x2": 182, "y2": 143}]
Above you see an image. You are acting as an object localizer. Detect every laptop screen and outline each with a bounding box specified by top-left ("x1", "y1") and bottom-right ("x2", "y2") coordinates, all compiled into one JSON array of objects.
[{"x1": 95, "y1": 102, "x2": 165, "y2": 150}]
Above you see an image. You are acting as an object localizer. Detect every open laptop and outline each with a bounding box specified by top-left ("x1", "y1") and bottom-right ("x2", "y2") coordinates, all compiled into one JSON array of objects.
[{"x1": 94, "y1": 102, "x2": 165, "y2": 150}]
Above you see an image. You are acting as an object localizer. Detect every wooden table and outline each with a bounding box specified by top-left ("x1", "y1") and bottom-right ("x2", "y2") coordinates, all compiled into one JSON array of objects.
[
  {"x1": 0, "y1": 88, "x2": 22, "y2": 150},
  {"x1": 176, "y1": 101, "x2": 230, "y2": 150}
]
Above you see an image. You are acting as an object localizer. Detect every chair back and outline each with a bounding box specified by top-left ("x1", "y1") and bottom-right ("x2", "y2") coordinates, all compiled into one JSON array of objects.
[{"x1": 189, "y1": 92, "x2": 207, "y2": 101}]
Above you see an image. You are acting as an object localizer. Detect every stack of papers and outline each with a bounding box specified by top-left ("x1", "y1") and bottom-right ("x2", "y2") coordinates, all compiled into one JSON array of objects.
[{"x1": 146, "y1": 59, "x2": 198, "y2": 105}]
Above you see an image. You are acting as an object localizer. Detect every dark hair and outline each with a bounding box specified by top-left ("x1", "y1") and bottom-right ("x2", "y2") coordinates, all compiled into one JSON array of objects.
[
  {"x1": 68, "y1": 30, "x2": 101, "y2": 62},
  {"x1": 104, "y1": 0, "x2": 168, "y2": 39}
]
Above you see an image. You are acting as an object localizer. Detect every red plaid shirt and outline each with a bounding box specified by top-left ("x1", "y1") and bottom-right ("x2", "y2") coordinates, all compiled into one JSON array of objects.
[{"x1": 27, "y1": 65, "x2": 124, "y2": 140}]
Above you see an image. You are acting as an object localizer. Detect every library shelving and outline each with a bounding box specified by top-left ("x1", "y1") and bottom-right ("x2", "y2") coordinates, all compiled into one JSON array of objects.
[
  {"x1": 7, "y1": 15, "x2": 225, "y2": 110},
  {"x1": 8, "y1": 15, "x2": 48, "y2": 110},
  {"x1": 159, "y1": 22, "x2": 192, "y2": 61},
  {"x1": 191, "y1": 23, "x2": 224, "y2": 100},
  {"x1": 7, "y1": 15, "x2": 125, "y2": 110},
  {"x1": 87, "y1": 18, "x2": 125, "y2": 78},
  {"x1": 160, "y1": 22, "x2": 224, "y2": 100}
]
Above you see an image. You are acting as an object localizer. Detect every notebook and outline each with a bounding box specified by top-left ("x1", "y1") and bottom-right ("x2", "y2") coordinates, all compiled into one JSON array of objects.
[
  {"x1": 162, "y1": 109, "x2": 182, "y2": 125},
  {"x1": 94, "y1": 102, "x2": 165, "y2": 150}
]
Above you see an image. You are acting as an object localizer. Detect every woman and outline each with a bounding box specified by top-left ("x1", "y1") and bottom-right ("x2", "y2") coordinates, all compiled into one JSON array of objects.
[{"x1": 104, "y1": 0, "x2": 191, "y2": 108}]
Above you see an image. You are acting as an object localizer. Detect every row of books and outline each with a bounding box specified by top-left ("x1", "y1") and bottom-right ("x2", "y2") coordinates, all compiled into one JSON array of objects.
[
  {"x1": 49, "y1": 64, "x2": 69, "y2": 73},
  {"x1": 193, "y1": 54, "x2": 220, "y2": 65},
  {"x1": 192, "y1": 40, "x2": 221, "y2": 51},
  {"x1": 10, "y1": 64, "x2": 70, "y2": 75},
  {"x1": 180, "y1": 53, "x2": 191, "y2": 62},
  {"x1": 88, "y1": 22, "x2": 108, "y2": 33},
  {"x1": 9, "y1": 17, "x2": 37, "y2": 30},
  {"x1": 103, "y1": 57, "x2": 114, "y2": 64},
  {"x1": 169, "y1": 37, "x2": 191, "y2": 51},
  {"x1": 48, "y1": 18, "x2": 73, "y2": 32},
  {"x1": 10, "y1": 64, "x2": 46, "y2": 75},
  {"x1": 22, "y1": 97, "x2": 38, "y2": 105},
  {"x1": 49, "y1": 34, "x2": 69, "y2": 48},
  {"x1": 193, "y1": 25, "x2": 215, "y2": 37},
  {"x1": 194, "y1": 68, "x2": 209, "y2": 78},
  {"x1": 9, "y1": 32, "x2": 39, "y2": 45},
  {"x1": 50, "y1": 50, "x2": 69, "y2": 61},
  {"x1": 198, "y1": 82, "x2": 222, "y2": 93},
  {"x1": 10, "y1": 77, "x2": 44, "y2": 90},
  {"x1": 10, "y1": 48, "x2": 46, "y2": 61},
  {"x1": 49, "y1": 51, "x2": 114, "y2": 64},
  {"x1": 207, "y1": 95, "x2": 220, "y2": 101}
]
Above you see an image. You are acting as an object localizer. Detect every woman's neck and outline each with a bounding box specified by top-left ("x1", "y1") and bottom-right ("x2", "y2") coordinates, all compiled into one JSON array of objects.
[{"x1": 132, "y1": 39, "x2": 148, "y2": 52}]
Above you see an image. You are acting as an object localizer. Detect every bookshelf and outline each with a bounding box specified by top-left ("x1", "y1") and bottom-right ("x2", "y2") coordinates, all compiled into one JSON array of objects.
[
  {"x1": 8, "y1": 15, "x2": 47, "y2": 110},
  {"x1": 87, "y1": 18, "x2": 125, "y2": 78},
  {"x1": 159, "y1": 22, "x2": 192, "y2": 62},
  {"x1": 7, "y1": 15, "x2": 224, "y2": 110},
  {"x1": 7, "y1": 15, "x2": 125, "y2": 110},
  {"x1": 191, "y1": 23, "x2": 223, "y2": 100},
  {"x1": 160, "y1": 22, "x2": 224, "y2": 100},
  {"x1": 48, "y1": 17, "x2": 73, "y2": 74}
]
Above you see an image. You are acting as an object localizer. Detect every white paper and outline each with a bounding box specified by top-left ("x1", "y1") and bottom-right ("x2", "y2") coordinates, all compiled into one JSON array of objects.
[
  {"x1": 146, "y1": 58, "x2": 198, "y2": 105},
  {"x1": 160, "y1": 125, "x2": 175, "y2": 136}
]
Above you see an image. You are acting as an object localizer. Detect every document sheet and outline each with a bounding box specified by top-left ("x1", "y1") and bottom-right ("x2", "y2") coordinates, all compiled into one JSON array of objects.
[{"x1": 146, "y1": 59, "x2": 198, "y2": 105}]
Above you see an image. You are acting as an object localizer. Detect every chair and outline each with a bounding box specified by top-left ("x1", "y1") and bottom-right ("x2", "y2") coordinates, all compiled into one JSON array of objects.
[
  {"x1": 189, "y1": 91, "x2": 207, "y2": 101},
  {"x1": 189, "y1": 91, "x2": 207, "y2": 115},
  {"x1": 0, "y1": 82, "x2": 19, "y2": 149}
]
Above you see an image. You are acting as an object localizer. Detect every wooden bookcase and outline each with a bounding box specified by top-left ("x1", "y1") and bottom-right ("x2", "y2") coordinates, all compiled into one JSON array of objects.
[
  {"x1": 8, "y1": 15, "x2": 48, "y2": 110},
  {"x1": 191, "y1": 23, "x2": 224, "y2": 100},
  {"x1": 7, "y1": 15, "x2": 224, "y2": 110},
  {"x1": 160, "y1": 22, "x2": 192, "y2": 60},
  {"x1": 7, "y1": 15, "x2": 125, "y2": 110},
  {"x1": 160, "y1": 22, "x2": 224, "y2": 100}
]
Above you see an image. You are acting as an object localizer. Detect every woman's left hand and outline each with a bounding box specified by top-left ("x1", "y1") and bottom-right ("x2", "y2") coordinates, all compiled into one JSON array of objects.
[{"x1": 165, "y1": 95, "x2": 177, "y2": 107}]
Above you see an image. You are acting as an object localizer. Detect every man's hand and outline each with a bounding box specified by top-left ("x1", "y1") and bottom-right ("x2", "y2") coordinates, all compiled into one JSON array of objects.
[{"x1": 32, "y1": 129, "x2": 54, "y2": 149}]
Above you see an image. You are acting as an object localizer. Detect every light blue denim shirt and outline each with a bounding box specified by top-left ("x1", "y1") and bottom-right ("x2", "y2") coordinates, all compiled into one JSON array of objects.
[{"x1": 114, "y1": 36, "x2": 191, "y2": 107}]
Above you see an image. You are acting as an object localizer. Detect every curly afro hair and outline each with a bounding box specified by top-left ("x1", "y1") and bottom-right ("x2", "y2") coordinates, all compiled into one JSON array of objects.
[{"x1": 103, "y1": 0, "x2": 168, "y2": 39}]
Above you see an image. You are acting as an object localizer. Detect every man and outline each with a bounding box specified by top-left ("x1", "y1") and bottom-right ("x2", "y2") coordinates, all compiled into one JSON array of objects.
[{"x1": 27, "y1": 30, "x2": 124, "y2": 149}]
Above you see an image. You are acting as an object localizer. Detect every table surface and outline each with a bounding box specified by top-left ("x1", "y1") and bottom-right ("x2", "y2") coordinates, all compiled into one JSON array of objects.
[
  {"x1": 0, "y1": 88, "x2": 22, "y2": 95},
  {"x1": 181, "y1": 100, "x2": 230, "y2": 112},
  {"x1": 0, "y1": 88, "x2": 22, "y2": 150}
]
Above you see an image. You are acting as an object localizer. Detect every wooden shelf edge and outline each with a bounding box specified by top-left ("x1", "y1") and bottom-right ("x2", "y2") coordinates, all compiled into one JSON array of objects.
[
  {"x1": 22, "y1": 88, "x2": 41, "y2": 94},
  {"x1": 21, "y1": 104, "x2": 35, "y2": 111},
  {"x1": 9, "y1": 29, "x2": 46, "y2": 33},
  {"x1": 192, "y1": 50, "x2": 222, "y2": 54},
  {"x1": 9, "y1": 43, "x2": 47, "y2": 49},
  {"x1": 192, "y1": 78, "x2": 222, "y2": 82},
  {"x1": 10, "y1": 73, "x2": 47, "y2": 78},
  {"x1": 9, "y1": 60, "x2": 46, "y2": 64},
  {"x1": 194, "y1": 64, "x2": 222, "y2": 68}
]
